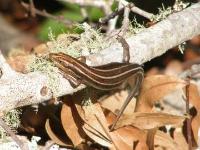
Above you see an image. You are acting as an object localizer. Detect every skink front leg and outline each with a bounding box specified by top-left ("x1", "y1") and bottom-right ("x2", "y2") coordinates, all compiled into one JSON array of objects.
[{"x1": 117, "y1": 35, "x2": 130, "y2": 63}]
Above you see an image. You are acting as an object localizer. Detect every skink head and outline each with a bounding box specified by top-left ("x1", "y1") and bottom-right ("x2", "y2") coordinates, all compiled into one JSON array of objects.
[
  {"x1": 50, "y1": 52, "x2": 74, "y2": 64},
  {"x1": 49, "y1": 52, "x2": 65, "y2": 62}
]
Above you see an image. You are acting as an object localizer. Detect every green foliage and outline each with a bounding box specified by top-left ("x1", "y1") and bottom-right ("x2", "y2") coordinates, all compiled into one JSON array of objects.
[
  {"x1": 38, "y1": 1, "x2": 105, "y2": 41},
  {"x1": 38, "y1": 11, "x2": 84, "y2": 41},
  {"x1": 87, "y1": 7, "x2": 104, "y2": 21}
]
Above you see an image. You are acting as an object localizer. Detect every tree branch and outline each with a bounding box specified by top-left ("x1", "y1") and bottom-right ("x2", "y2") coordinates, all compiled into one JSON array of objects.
[{"x1": 0, "y1": 3, "x2": 200, "y2": 112}]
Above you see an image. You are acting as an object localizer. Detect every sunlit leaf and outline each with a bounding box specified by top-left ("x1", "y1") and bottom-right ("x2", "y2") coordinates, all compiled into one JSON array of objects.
[
  {"x1": 135, "y1": 75, "x2": 186, "y2": 112},
  {"x1": 115, "y1": 112, "x2": 186, "y2": 129},
  {"x1": 61, "y1": 96, "x2": 86, "y2": 146}
]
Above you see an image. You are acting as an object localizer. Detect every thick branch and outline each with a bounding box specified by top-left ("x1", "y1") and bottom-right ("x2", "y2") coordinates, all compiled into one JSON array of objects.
[{"x1": 0, "y1": 3, "x2": 200, "y2": 112}]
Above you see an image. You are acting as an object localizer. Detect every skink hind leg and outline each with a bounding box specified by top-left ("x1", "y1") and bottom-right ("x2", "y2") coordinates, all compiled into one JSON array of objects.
[{"x1": 110, "y1": 72, "x2": 143, "y2": 131}]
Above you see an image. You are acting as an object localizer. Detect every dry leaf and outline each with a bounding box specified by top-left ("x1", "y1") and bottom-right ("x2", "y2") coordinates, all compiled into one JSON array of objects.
[
  {"x1": 61, "y1": 94, "x2": 115, "y2": 148},
  {"x1": 191, "y1": 114, "x2": 200, "y2": 144},
  {"x1": 146, "y1": 128, "x2": 157, "y2": 150},
  {"x1": 164, "y1": 60, "x2": 183, "y2": 76},
  {"x1": 115, "y1": 112, "x2": 186, "y2": 129},
  {"x1": 33, "y1": 43, "x2": 48, "y2": 55},
  {"x1": 7, "y1": 50, "x2": 31, "y2": 73},
  {"x1": 146, "y1": 67, "x2": 160, "y2": 76},
  {"x1": 99, "y1": 90, "x2": 136, "y2": 116},
  {"x1": 135, "y1": 75, "x2": 186, "y2": 112},
  {"x1": 74, "y1": 98, "x2": 137, "y2": 150},
  {"x1": 61, "y1": 96, "x2": 86, "y2": 146},
  {"x1": 45, "y1": 119, "x2": 72, "y2": 147},
  {"x1": 173, "y1": 128, "x2": 188, "y2": 150},
  {"x1": 106, "y1": 112, "x2": 148, "y2": 150},
  {"x1": 155, "y1": 130, "x2": 181, "y2": 150},
  {"x1": 75, "y1": 101, "x2": 113, "y2": 148},
  {"x1": 186, "y1": 83, "x2": 200, "y2": 111}
]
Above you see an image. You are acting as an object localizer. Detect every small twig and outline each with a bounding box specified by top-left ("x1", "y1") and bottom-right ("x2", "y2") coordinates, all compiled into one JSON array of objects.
[
  {"x1": 120, "y1": 0, "x2": 153, "y2": 20},
  {"x1": 80, "y1": 7, "x2": 88, "y2": 22},
  {"x1": 120, "y1": 5, "x2": 130, "y2": 36},
  {"x1": 94, "y1": 114, "x2": 119, "y2": 150},
  {"x1": 107, "y1": 0, "x2": 123, "y2": 33},
  {"x1": 185, "y1": 78, "x2": 192, "y2": 150},
  {"x1": 99, "y1": 2, "x2": 153, "y2": 24},
  {"x1": 0, "y1": 118, "x2": 29, "y2": 150},
  {"x1": 129, "y1": 3, "x2": 153, "y2": 20},
  {"x1": 146, "y1": 128, "x2": 157, "y2": 150},
  {"x1": 99, "y1": 7, "x2": 125, "y2": 24},
  {"x1": 21, "y1": 2, "x2": 74, "y2": 26},
  {"x1": 29, "y1": 0, "x2": 36, "y2": 17}
]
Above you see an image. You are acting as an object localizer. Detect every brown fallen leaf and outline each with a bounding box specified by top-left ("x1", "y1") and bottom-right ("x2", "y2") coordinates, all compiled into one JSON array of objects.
[
  {"x1": 115, "y1": 112, "x2": 186, "y2": 130},
  {"x1": 155, "y1": 130, "x2": 181, "y2": 150},
  {"x1": 135, "y1": 75, "x2": 186, "y2": 112},
  {"x1": 105, "y1": 112, "x2": 148, "y2": 150},
  {"x1": 74, "y1": 95, "x2": 138, "y2": 150},
  {"x1": 164, "y1": 60, "x2": 183, "y2": 76},
  {"x1": 146, "y1": 128, "x2": 157, "y2": 150},
  {"x1": 61, "y1": 96, "x2": 86, "y2": 146},
  {"x1": 45, "y1": 119, "x2": 72, "y2": 147},
  {"x1": 72, "y1": 96, "x2": 114, "y2": 148},
  {"x1": 99, "y1": 90, "x2": 136, "y2": 116},
  {"x1": 81, "y1": 103, "x2": 119, "y2": 149},
  {"x1": 191, "y1": 114, "x2": 200, "y2": 144},
  {"x1": 173, "y1": 128, "x2": 188, "y2": 150},
  {"x1": 185, "y1": 83, "x2": 200, "y2": 111},
  {"x1": 7, "y1": 49, "x2": 32, "y2": 73}
]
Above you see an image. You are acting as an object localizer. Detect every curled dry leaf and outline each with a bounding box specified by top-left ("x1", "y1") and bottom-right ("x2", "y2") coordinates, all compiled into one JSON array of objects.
[
  {"x1": 155, "y1": 130, "x2": 182, "y2": 150},
  {"x1": 164, "y1": 60, "x2": 183, "y2": 76},
  {"x1": 73, "y1": 99, "x2": 113, "y2": 148},
  {"x1": 135, "y1": 75, "x2": 186, "y2": 112},
  {"x1": 7, "y1": 50, "x2": 31, "y2": 73},
  {"x1": 61, "y1": 96, "x2": 86, "y2": 146},
  {"x1": 74, "y1": 98, "x2": 140, "y2": 150},
  {"x1": 186, "y1": 83, "x2": 200, "y2": 111},
  {"x1": 173, "y1": 128, "x2": 188, "y2": 150},
  {"x1": 45, "y1": 119, "x2": 72, "y2": 147},
  {"x1": 191, "y1": 114, "x2": 200, "y2": 144},
  {"x1": 146, "y1": 128, "x2": 157, "y2": 150},
  {"x1": 105, "y1": 112, "x2": 148, "y2": 150},
  {"x1": 82, "y1": 103, "x2": 119, "y2": 149},
  {"x1": 99, "y1": 90, "x2": 136, "y2": 116},
  {"x1": 115, "y1": 112, "x2": 186, "y2": 130}
]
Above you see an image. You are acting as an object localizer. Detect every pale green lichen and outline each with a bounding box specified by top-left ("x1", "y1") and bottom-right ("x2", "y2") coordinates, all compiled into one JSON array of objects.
[
  {"x1": 129, "y1": 18, "x2": 146, "y2": 35},
  {"x1": 178, "y1": 42, "x2": 186, "y2": 54},
  {"x1": 27, "y1": 56, "x2": 60, "y2": 95},
  {"x1": 0, "y1": 109, "x2": 21, "y2": 139},
  {"x1": 151, "y1": 4, "x2": 173, "y2": 22},
  {"x1": 47, "y1": 23, "x2": 111, "y2": 57},
  {"x1": 81, "y1": 89, "x2": 93, "y2": 106},
  {"x1": 173, "y1": 0, "x2": 189, "y2": 12},
  {"x1": 151, "y1": 1, "x2": 189, "y2": 22}
]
